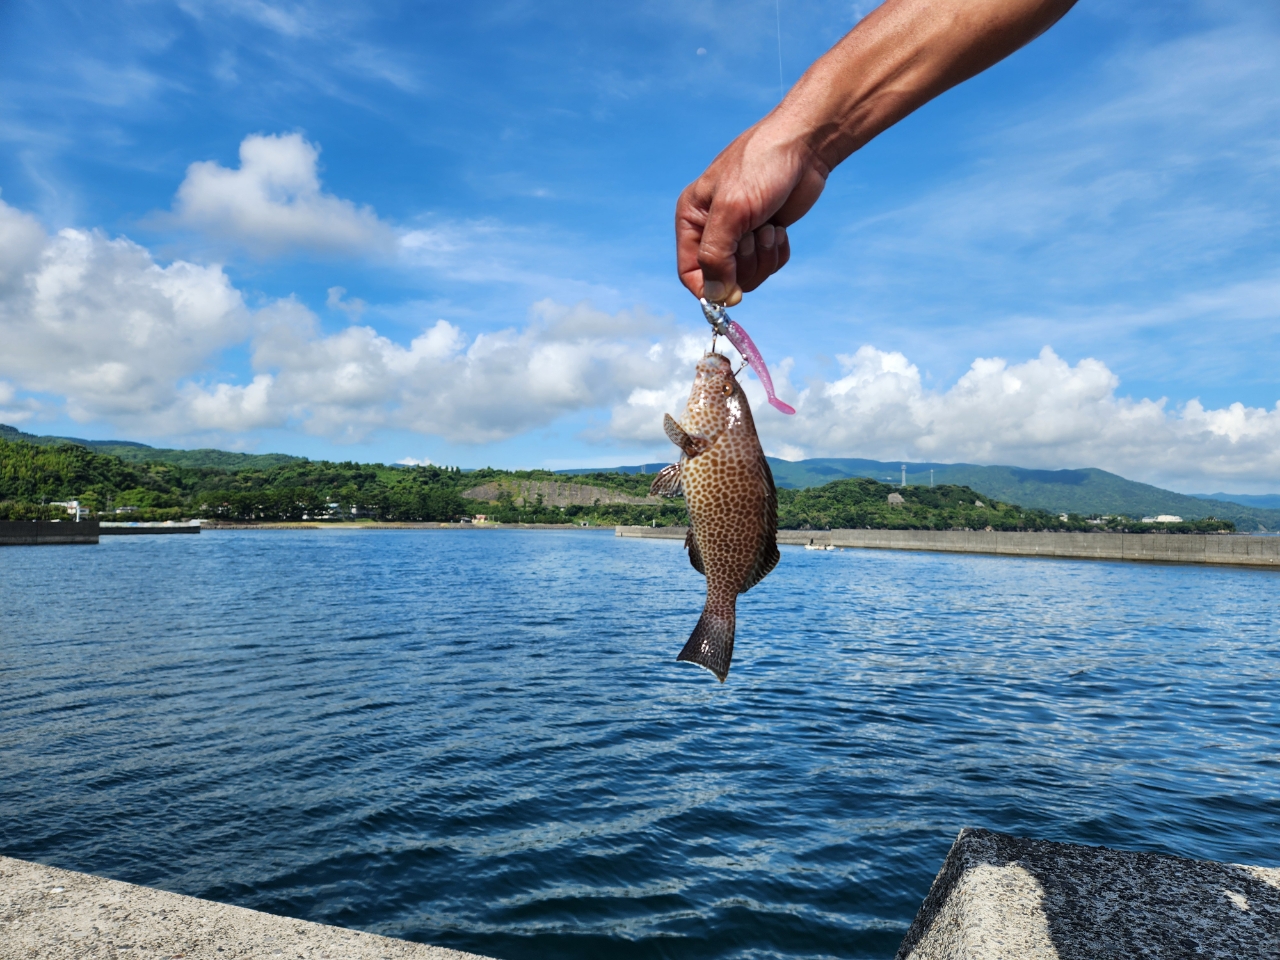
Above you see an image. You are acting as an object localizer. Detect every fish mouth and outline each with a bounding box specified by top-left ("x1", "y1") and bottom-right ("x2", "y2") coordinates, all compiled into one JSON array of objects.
[{"x1": 697, "y1": 352, "x2": 733, "y2": 374}]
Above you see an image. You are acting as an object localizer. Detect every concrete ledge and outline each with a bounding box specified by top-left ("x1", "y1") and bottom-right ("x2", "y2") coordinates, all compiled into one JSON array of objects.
[
  {"x1": 100, "y1": 522, "x2": 201, "y2": 535},
  {"x1": 0, "y1": 856, "x2": 494, "y2": 960},
  {"x1": 897, "y1": 828, "x2": 1280, "y2": 960},
  {"x1": 615, "y1": 526, "x2": 1280, "y2": 567},
  {"x1": 0, "y1": 521, "x2": 98, "y2": 546}
]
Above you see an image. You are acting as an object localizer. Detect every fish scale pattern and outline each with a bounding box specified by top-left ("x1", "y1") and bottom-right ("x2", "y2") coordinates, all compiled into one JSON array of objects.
[{"x1": 659, "y1": 352, "x2": 779, "y2": 680}]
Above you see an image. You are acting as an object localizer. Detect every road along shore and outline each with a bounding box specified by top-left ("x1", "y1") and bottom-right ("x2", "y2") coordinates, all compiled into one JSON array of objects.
[{"x1": 617, "y1": 525, "x2": 1280, "y2": 567}]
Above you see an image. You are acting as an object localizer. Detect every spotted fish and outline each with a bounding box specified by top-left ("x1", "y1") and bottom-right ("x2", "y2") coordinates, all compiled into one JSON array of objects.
[{"x1": 650, "y1": 352, "x2": 779, "y2": 681}]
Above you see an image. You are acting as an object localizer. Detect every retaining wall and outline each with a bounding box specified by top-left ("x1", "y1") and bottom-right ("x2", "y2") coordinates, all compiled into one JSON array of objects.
[
  {"x1": 616, "y1": 526, "x2": 1280, "y2": 567},
  {"x1": 0, "y1": 520, "x2": 99, "y2": 546}
]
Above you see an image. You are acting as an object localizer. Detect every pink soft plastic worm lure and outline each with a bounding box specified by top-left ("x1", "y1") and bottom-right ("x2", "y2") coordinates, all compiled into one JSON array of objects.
[{"x1": 700, "y1": 299, "x2": 796, "y2": 415}]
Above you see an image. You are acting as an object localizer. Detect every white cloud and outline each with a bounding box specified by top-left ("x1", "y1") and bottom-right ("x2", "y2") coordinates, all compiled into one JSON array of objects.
[
  {"x1": 0, "y1": 380, "x2": 40, "y2": 424},
  {"x1": 0, "y1": 198, "x2": 249, "y2": 428},
  {"x1": 187, "y1": 298, "x2": 706, "y2": 443},
  {"x1": 171, "y1": 133, "x2": 394, "y2": 256},
  {"x1": 3, "y1": 193, "x2": 1278, "y2": 492},
  {"x1": 397, "y1": 456, "x2": 433, "y2": 466},
  {"x1": 723, "y1": 345, "x2": 1280, "y2": 492}
]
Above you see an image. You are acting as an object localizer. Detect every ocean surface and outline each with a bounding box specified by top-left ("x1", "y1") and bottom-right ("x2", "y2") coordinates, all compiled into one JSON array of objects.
[{"x1": 2, "y1": 529, "x2": 1278, "y2": 959}]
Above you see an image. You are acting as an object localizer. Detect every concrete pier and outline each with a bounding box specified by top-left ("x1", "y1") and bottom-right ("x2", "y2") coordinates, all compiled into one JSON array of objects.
[
  {"x1": 0, "y1": 521, "x2": 98, "y2": 546},
  {"x1": 100, "y1": 521, "x2": 201, "y2": 535},
  {"x1": 0, "y1": 855, "x2": 493, "y2": 960},
  {"x1": 897, "y1": 828, "x2": 1280, "y2": 959},
  {"x1": 616, "y1": 526, "x2": 1280, "y2": 568}
]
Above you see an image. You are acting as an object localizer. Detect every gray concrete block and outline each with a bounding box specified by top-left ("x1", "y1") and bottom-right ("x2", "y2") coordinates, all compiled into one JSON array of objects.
[
  {"x1": 897, "y1": 828, "x2": 1280, "y2": 960},
  {"x1": 0, "y1": 856, "x2": 495, "y2": 960}
]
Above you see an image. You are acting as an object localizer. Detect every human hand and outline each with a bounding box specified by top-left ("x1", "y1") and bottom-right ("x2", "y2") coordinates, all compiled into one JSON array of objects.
[
  {"x1": 675, "y1": 117, "x2": 829, "y2": 306},
  {"x1": 675, "y1": 0, "x2": 1078, "y2": 306}
]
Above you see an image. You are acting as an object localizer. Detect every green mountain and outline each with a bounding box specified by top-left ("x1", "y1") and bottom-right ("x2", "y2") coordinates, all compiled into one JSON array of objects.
[
  {"x1": 0, "y1": 424, "x2": 303, "y2": 470},
  {"x1": 561, "y1": 455, "x2": 1279, "y2": 530},
  {"x1": 1193, "y1": 492, "x2": 1280, "y2": 511},
  {"x1": 763, "y1": 458, "x2": 1280, "y2": 533}
]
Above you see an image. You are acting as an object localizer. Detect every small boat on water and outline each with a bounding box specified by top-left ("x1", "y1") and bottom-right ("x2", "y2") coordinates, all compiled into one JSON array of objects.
[{"x1": 804, "y1": 543, "x2": 835, "y2": 551}]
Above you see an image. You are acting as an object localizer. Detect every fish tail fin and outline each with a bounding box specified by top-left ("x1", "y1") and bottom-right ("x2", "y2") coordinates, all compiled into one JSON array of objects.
[{"x1": 677, "y1": 598, "x2": 736, "y2": 682}]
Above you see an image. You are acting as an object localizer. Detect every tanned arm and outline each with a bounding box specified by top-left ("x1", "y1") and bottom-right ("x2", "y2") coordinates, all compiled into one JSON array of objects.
[{"x1": 677, "y1": 0, "x2": 1078, "y2": 305}]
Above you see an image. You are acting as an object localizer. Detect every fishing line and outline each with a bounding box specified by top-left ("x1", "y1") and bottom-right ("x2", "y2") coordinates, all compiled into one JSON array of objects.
[{"x1": 775, "y1": 0, "x2": 785, "y2": 101}]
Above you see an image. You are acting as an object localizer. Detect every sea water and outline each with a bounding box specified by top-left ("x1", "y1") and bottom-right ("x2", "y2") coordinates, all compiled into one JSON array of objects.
[{"x1": 1, "y1": 529, "x2": 1277, "y2": 959}]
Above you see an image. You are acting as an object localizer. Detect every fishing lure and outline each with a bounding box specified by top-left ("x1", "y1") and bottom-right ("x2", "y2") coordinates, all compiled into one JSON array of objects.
[{"x1": 699, "y1": 299, "x2": 796, "y2": 415}]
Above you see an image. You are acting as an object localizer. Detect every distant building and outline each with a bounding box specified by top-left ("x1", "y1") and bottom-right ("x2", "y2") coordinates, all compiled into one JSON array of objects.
[
  {"x1": 51, "y1": 500, "x2": 88, "y2": 521},
  {"x1": 1142, "y1": 515, "x2": 1183, "y2": 523},
  {"x1": 975, "y1": 500, "x2": 986, "y2": 508},
  {"x1": 474, "y1": 514, "x2": 489, "y2": 523},
  {"x1": 887, "y1": 493, "x2": 905, "y2": 506}
]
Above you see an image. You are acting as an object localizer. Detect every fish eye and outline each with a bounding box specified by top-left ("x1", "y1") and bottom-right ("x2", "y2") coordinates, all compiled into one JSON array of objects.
[{"x1": 722, "y1": 382, "x2": 733, "y2": 396}]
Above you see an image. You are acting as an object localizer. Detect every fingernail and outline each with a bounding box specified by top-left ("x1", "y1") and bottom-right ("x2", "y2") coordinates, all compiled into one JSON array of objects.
[
  {"x1": 758, "y1": 224, "x2": 775, "y2": 249},
  {"x1": 725, "y1": 285, "x2": 742, "y2": 307},
  {"x1": 775, "y1": 225, "x2": 787, "y2": 245},
  {"x1": 703, "y1": 280, "x2": 726, "y2": 301},
  {"x1": 738, "y1": 232, "x2": 755, "y2": 257}
]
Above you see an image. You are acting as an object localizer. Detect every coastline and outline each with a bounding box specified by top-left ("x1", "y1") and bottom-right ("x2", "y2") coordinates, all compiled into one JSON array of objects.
[{"x1": 617, "y1": 525, "x2": 1280, "y2": 567}]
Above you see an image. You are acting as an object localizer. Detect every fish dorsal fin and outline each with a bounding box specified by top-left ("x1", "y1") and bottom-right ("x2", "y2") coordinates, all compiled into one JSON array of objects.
[
  {"x1": 664, "y1": 414, "x2": 710, "y2": 458},
  {"x1": 685, "y1": 526, "x2": 705, "y2": 576},
  {"x1": 739, "y1": 454, "x2": 779, "y2": 594},
  {"x1": 649, "y1": 462, "x2": 683, "y2": 498}
]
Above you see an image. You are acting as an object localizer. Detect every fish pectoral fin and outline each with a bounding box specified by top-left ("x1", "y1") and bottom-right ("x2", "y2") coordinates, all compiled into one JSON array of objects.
[
  {"x1": 663, "y1": 414, "x2": 710, "y2": 458},
  {"x1": 677, "y1": 599, "x2": 736, "y2": 682},
  {"x1": 649, "y1": 462, "x2": 683, "y2": 498},
  {"x1": 685, "y1": 527, "x2": 705, "y2": 576}
]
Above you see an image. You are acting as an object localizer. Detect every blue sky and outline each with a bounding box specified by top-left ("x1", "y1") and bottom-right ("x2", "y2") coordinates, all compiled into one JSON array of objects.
[{"x1": 0, "y1": 0, "x2": 1277, "y2": 491}]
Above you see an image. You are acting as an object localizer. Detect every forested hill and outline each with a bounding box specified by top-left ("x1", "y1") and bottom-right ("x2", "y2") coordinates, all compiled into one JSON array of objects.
[
  {"x1": 764, "y1": 458, "x2": 1280, "y2": 533},
  {"x1": 0, "y1": 436, "x2": 677, "y2": 526},
  {"x1": 0, "y1": 435, "x2": 1236, "y2": 534},
  {"x1": 0, "y1": 423, "x2": 302, "y2": 471}
]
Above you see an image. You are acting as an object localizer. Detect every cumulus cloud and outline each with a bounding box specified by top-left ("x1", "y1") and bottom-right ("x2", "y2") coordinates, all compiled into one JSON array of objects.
[
  {"x1": 2, "y1": 190, "x2": 1278, "y2": 491},
  {"x1": 176, "y1": 298, "x2": 705, "y2": 443},
  {"x1": 0, "y1": 197, "x2": 249, "y2": 428},
  {"x1": 715, "y1": 346, "x2": 1280, "y2": 491},
  {"x1": 171, "y1": 133, "x2": 394, "y2": 256}
]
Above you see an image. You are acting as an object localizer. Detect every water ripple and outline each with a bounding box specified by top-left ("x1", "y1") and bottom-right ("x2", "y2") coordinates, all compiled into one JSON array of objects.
[{"x1": 1, "y1": 529, "x2": 1278, "y2": 959}]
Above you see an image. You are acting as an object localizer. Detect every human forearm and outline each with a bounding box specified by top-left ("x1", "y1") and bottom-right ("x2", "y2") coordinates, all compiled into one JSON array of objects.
[
  {"x1": 677, "y1": 0, "x2": 1078, "y2": 305},
  {"x1": 784, "y1": 0, "x2": 1077, "y2": 172}
]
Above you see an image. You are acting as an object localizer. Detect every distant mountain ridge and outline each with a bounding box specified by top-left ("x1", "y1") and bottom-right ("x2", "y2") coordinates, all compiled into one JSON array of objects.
[
  {"x1": 4, "y1": 423, "x2": 1276, "y2": 531},
  {"x1": 0, "y1": 424, "x2": 303, "y2": 471},
  {"x1": 559, "y1": 456, "x2": 1280, "y2": 532}
]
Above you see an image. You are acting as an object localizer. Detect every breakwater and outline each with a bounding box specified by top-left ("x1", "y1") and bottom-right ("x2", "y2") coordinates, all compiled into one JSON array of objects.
[
  {"x1": 0, "y1": 520, "x2": 98, "y2": 546},
  {"x1": 898, "y1": 828, "x2": 1280, "y2": 958},
  {"x1": 100, "y1": 521, "x2": 201, "y2": 535},
  {"x1": 616, "y1": 525, "x2": 1280, "y2": 567},
  {"x1": 9, "y1": 829, "x2": 1276, "y2": 959},
  {"x1": 1, "y1": 855, "x2": 491, "y2": 960}
]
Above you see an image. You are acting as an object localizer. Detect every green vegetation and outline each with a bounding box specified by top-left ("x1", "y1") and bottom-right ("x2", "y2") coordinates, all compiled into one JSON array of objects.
[
  {"x1": 0, "y1": 438, "x2": 684, "y2": 526},
  {"x1": 776, "y1": 476, "x2": 1234, "y2": 533},
  {"x1": 0, "y1": 424, "x2": 302, "y2": 471},
  {"x1": 0, "y1": 429, "x2": 1238, "y2": 533},
  {"x1": 766, "y1": 457, "x2": 1280, "y2": 532}
]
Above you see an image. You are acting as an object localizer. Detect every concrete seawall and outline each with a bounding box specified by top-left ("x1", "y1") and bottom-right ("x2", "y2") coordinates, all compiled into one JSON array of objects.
[
  {"x1": 898, "y1": 828, "x2": 1279, "y2": 959},
  {"x1": 616, "y1": 526, "x2": 1280, "y2": 568},
  {"x1": 100, "y1": 521, "x2": 201, "y2": 535},
  {"x1": 0, "y1": 520, "x2": 98, "y2": 546},
  {"x1": 7, "y1": 833, "x2": 1276, "y2": 958},
  {"x1": 0, "y1": 855, "x2": 493, "y2": 960}
]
